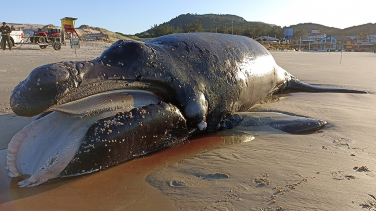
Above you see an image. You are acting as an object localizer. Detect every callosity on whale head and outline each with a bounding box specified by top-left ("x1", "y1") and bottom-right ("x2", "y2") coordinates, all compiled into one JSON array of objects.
[{"x1": 8, "y1": 33, "x2": 365, "y2": 187}]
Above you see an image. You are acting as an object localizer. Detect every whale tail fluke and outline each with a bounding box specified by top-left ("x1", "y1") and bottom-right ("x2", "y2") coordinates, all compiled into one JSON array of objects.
[{"x1": 284, "y1": 78, "x2": 367, "y2": 94}]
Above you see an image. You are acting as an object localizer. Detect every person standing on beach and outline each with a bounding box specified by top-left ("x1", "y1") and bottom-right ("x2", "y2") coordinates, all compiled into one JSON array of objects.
[{"x1": 0, "y1": 22, "x2": 12, "y2": 50}]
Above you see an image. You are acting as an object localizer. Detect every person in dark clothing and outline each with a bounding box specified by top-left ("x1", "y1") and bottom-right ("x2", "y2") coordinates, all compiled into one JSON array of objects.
[{"x1": 0, "y1": 22, "x2": 12, "y2": 50}]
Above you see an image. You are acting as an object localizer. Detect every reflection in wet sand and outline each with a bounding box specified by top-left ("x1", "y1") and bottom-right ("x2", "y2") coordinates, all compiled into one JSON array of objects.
[{"x1": 0, "y1": 130, "x2": 254, "y2": 210}]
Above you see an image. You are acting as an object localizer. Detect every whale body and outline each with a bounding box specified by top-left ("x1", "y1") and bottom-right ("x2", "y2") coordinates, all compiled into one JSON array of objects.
[{"x1": 7, "y1": 33, "x2": 365, "y2": 187}]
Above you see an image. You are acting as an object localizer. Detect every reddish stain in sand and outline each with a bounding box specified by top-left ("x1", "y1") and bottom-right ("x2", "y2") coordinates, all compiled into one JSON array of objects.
[{"x1": 0, "y1": 135, "x2": 232, "y2": 210}]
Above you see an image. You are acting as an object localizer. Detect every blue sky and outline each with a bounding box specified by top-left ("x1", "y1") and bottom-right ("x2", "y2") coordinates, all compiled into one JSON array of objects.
[{"x1": 3, "y1": 0, "x2": 375, "y2": 34}]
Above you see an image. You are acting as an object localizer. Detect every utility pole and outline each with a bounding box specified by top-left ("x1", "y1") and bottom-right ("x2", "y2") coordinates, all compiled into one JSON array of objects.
[
  {"x1": 309, "y1": 40, "x2": 310, "y2": 50},
  {"x1": 232, "y1": 20, "x2": 233, "y2": 35}
]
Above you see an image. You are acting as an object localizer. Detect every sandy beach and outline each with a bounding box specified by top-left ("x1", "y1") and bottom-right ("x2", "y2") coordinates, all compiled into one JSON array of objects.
[{"x1": 0, "y1": 42, "x2": 375, "y2": 211}]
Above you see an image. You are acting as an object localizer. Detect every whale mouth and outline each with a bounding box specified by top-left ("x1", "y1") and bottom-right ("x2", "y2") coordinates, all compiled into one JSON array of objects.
[
  {"x1": 11, "y1": 77, "x2": 174, "y2": 118},
  {"x1": 7, "y1": 90, "x2": 164, "y2": 187},
  {"x1": 50, "y1": 89, "x2": 165, "y2": 117}
]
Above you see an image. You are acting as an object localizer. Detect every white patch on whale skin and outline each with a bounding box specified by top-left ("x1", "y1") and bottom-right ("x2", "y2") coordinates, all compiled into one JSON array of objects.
[
  {"x1": 238, "y1": 55, "x2": 276, "y2": 79},
  {"x1": 51, "y1": 90, "x2": 162, "y2": 116},
  {"x1": 238, "y1": 55, "x2": 292, "y2": 83}
]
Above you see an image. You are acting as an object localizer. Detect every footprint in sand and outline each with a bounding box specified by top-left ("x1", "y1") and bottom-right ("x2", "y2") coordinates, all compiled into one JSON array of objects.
[
  {"x1": 169, "y1": 180, "x2": 186, "y2": 187},
  {"x1": 203, "y1": 173, "x2": 230, "y2": 180},
  {"x1": 331, "y1": 171, "x2": 356, "y2": 180}
]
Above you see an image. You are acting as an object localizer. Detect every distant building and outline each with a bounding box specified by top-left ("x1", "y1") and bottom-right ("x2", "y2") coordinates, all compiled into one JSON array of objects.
[
  {"x1": 352, "y1": 34, "x2": 376, "y2": 51},
  {"x1": 316, "y1": 35, "x2": 352, "y2": 50},
  {"x1": 366, "y1": 34, "x2": 376, "y2": 43},
  {"x1": 345, "y1": 36, "x2": 357, "y2": 40},
  {"x1": 307, "y1": 30, "x2": 326, "y2": 42},
  {"x1": 333, "y1": 36, "x2": 353, "y2": 50},
  {"x1": 349, "y1": 34, "x2": 376, "y2": 43},
  {"x1": 304, "y1": 29, "x2": 375, "y2": 51},
  {"x1": 255, "y1": 36, "x2": 279, "y2": 43},
  {"x1": 284, "y1": 29, "x2": 293, "y2": 40}
]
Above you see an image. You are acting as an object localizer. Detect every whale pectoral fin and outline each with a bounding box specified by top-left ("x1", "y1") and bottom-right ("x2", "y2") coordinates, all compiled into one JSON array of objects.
[
  {"x1": 283, "y1": 78, "x2": 367, "y2": 94},
  {"x1": 220, "y1": 112, "x2": 327, "y2": 134},
  {"x1": 59, "y1": 102, "x2": 189, "y2": 177}
]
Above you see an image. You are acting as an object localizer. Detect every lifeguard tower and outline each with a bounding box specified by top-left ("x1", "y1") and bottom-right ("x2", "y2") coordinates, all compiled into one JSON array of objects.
[{"x1": 61, "y1": 17, "x2": 80, "y2": 40}]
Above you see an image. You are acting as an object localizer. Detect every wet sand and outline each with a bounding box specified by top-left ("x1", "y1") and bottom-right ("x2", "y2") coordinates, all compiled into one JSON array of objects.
[{"x1": 0, "y1": 43, "x2": 375, "y2": 210}]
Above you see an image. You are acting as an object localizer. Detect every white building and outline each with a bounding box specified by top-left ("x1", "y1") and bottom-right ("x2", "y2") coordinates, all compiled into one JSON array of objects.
[
  {"x1": 345, "y1": 36, "x2": 357, "y2": 40},
  {"x1": 255, "y1": 36, "x2": 279, "y2": 42},
  {"x1": 369, "y1": 34, "x2": 376, "y2": 43},
  {"x1": 307, "y1": 30, "x2": 326, "y2": 42},
  {"x1": 348, "y1": 34, "x2": 376, "y2": 43}
]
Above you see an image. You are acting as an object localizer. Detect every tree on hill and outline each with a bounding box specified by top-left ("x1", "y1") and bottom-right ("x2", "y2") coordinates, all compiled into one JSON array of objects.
[
  {"x1": 252, "y1": 24, "x2": 267, "y2": 37},
  {"x1": 357, "y1": 32, "x2": 369, "y2": 42},
  {"x1": 216, "y1": 25, "x2": 229, "y2": 34},
  {"x1": 151, "y1": 24, "x2": 182, "y2": 37},
  {"x1": 243, "y1": 29, "x2": 253, "y2": 37},
  {"x1": 268, "y1": 26, "x2": 284, "y2": 38},
  {"x1": 292, "y1": 29, "x2": 308, "y2": 40},
  {"x1": 183, "y1": 20, "x2": 203, "y2": 33},
  {"x1": 232, "y1": 26, "x2": 245, "y2": 35}
]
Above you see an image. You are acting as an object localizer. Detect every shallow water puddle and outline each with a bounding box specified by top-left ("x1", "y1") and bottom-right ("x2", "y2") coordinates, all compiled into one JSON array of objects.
[{"x1": 0, "y1": 130, "x2": 254, "y2": 210}]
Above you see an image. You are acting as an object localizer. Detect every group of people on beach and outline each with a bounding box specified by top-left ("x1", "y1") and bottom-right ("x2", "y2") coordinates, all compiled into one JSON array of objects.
[{"x1": 0, "y1": 22, "x2": 12, "y2": 50}]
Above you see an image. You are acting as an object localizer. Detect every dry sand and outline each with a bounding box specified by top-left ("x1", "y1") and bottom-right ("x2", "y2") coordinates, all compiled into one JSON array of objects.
[{"x1": 0, "y1": 42, "x2": 375, "y2": 211}]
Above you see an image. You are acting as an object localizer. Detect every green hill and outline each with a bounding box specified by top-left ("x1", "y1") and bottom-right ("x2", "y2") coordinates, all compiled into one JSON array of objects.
[
  {"x1": 135, "y1": 13, "x2": 375, "y2": 39},
  {"x1": 341, "y1": 23, "x2": 376, "y2": 36},
  {"x1": 164, "y1": 13, "x2": 263, "y2": 31},
  {"x1": 136, "y1": 13, "x2": 275, "y2": 38},
  {"x1": 285, "y1": 23, "x2": 341, "y2": 35},
  {"x1": 286, "y1": 22, "x2": 376, "y2": 36}
]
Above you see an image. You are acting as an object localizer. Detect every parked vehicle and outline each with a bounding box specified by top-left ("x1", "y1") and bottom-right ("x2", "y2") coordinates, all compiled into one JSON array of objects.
[
  {"x1": 30, "y1": 28, "x2": 61, "y2": 44},
  {"x1": 0, "y1": 30, "x2": 24, "y2": 47}
]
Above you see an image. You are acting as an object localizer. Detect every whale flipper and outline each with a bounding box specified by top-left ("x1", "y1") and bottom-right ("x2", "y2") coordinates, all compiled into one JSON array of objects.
[
  {"x1": 60, "y1": 103, "x2": 189, "y2": 177},
  {"x1": 284, "y1": 78, "x2": 367, "y2": 94},
  {"x1": 220, "y1": 112, "x2": 327, "y2": 134}
]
